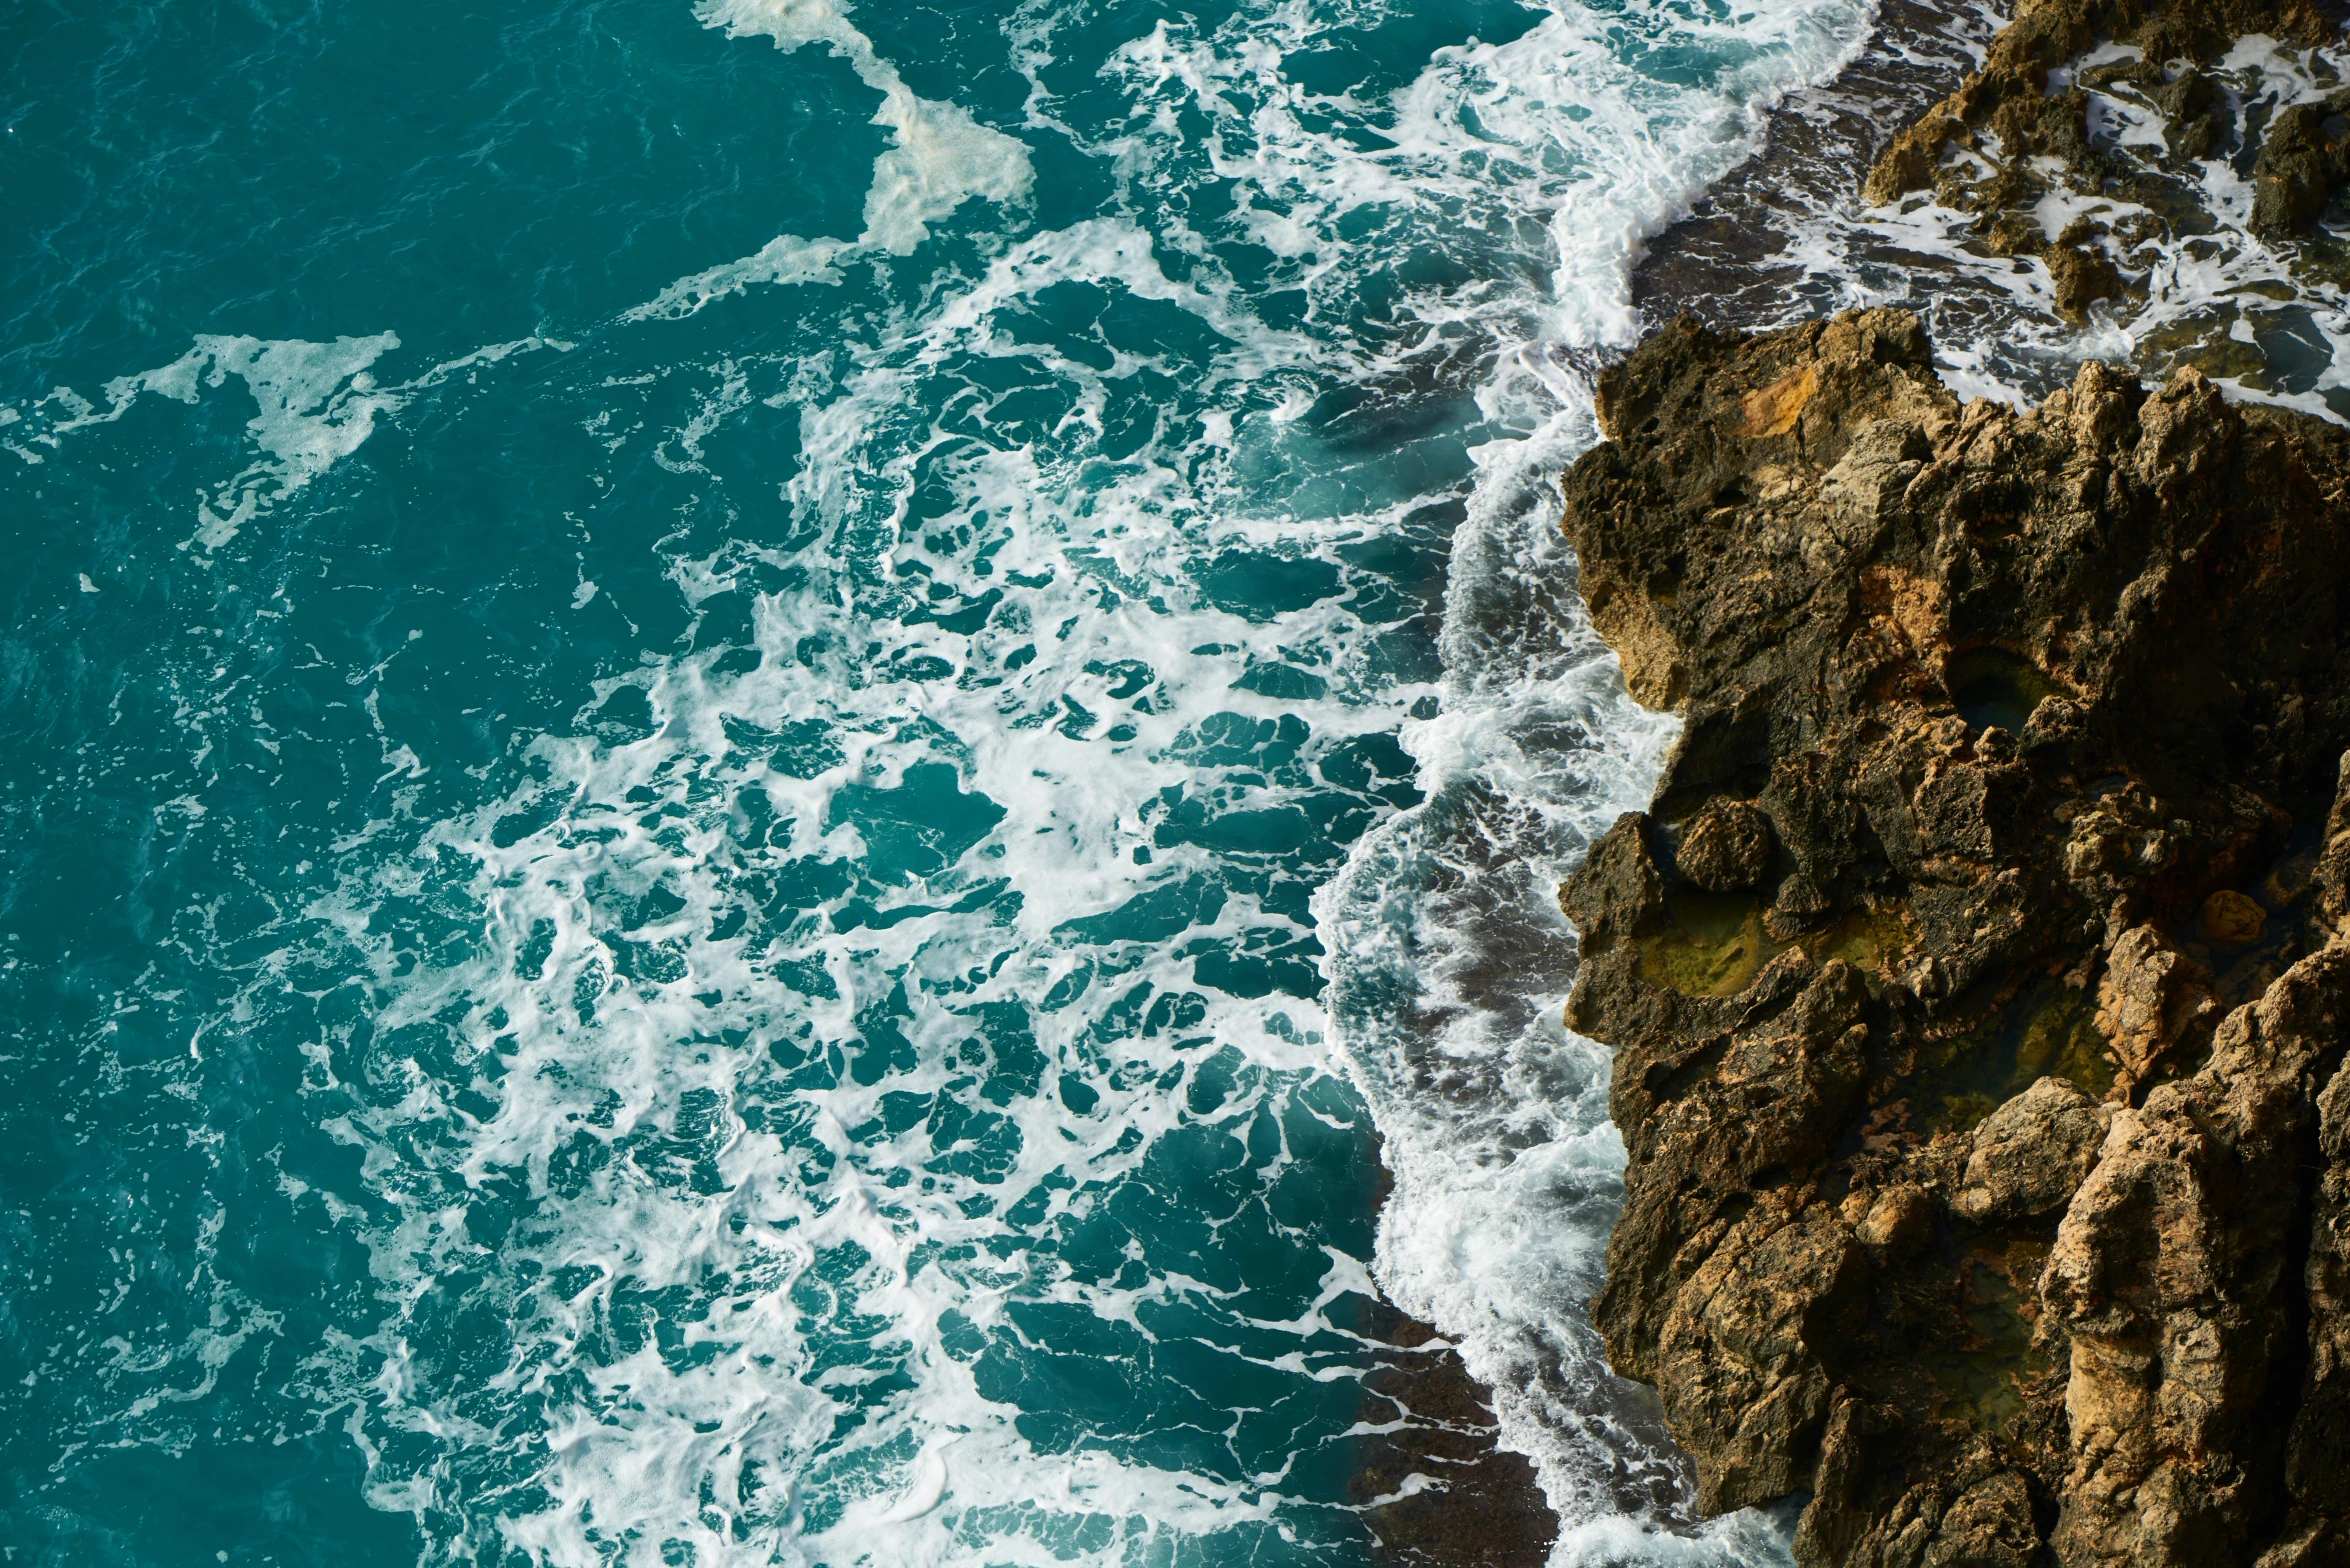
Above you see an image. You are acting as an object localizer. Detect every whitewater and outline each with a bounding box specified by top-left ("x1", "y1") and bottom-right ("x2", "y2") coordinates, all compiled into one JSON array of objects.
[{"x1": 0, "y1": 0, "x2": 1887, "y2": 1563}]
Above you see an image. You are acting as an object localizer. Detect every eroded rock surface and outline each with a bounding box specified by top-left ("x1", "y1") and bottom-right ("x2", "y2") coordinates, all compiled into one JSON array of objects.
[{"x1": 1560, "y1": 307, "x2": 2350, "y2": 1564}]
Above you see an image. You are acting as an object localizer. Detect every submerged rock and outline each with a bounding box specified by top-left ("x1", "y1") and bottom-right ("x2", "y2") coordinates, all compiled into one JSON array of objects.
[
  {"x1": 1559, "y1": 307, "x2": 2350, "y2": 1565},
  {"x1": 2202, "y1": 887, "x2": 2270, "y2": 947}
]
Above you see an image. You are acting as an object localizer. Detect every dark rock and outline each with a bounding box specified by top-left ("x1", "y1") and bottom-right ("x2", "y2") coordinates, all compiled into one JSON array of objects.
[
  {"x1": 1864, "y1": 0, "x2": 2334, "y2": 210},
  {"x1": 2202, "y1": 887, "x2": 2269, "y2": 946},
  {"x1": 2157, "y1": 66, "x2": 2227, "y2": 161},
  {"x1": 1348, "y1": 1300, "x2": 1558, "y2": 1568},
  {"x1": 1559, "y1": 307, "x2": 2350, "y2": 1565},
  {"x1": 2273, "y1": 1049, "x2": 2350, "y2": 1565},
  {"x1": 2251, "y1": 102, "x2": 2350, "y2": 238},
  {"x1": 2046, "y1": 244, "x2": 2122, "y2": 317}
]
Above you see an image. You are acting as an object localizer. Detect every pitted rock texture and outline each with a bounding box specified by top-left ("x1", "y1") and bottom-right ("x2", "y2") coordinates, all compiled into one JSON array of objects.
[
  {"x1": 1560, "y1": 308, "x2": 2350, "y2": 1565},
  {"x1": 1952, "y1": 1078, "x2": 2108, "y2": 1224}
]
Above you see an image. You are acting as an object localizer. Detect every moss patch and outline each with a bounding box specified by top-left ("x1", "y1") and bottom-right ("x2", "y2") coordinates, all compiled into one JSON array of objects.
[
  {"x1": 1805, "y1": 906, "x2": 1912, "y2": 973},
  {"x1": 1639, "y1": 898, "x2": 1911, "y2": 997}
]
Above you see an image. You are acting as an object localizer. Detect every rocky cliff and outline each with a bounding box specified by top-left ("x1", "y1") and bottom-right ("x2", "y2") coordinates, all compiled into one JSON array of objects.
[{"x1": 1559, "y1": 307, "x2": 2350, "y2": 1564}]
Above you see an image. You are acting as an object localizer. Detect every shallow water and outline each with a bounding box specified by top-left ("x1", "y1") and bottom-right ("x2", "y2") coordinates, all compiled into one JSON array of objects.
[{"x1": 2, "y1": 0, "x2": 1878, "y2": 1563}]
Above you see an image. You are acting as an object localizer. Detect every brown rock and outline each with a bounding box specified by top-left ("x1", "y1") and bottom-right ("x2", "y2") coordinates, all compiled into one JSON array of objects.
[
  {"x1": 1932, "y1": 1470, "x2": 2042, "y2": 1568},
  {"x1": 2271, "y1": 1052, "x2": 2350, "y2": 1560},
  {"x1": 1863, "y1": 0, "x2": 2333, "y2": 211},
  {"x1": 1952, "y1": 1077, "x2": 2110, "y2": 1224},
  {"x1": 1849, "y1": 0, "x2": 2344, "y2": 365},
  {"x1": 1676, "y1": 799, "x2": 1775, "y2": 892},
  {"x1": 2158, "y1": 66, "x2": 2226, "y2": 161},
  {"x1": 2095, "y1": 923, "x2": 2218, "y2": 1086},
  {"x1": 2044, "y1": 944, "x2": 2350, "y2": 1563},
  {"x1": 1558, "y1": 308, "x2": 2350, "y2": 1565},
  {"x1": 1854, "y1": 1184, "x2": 1933, "y2": 1252},
  {"x1": 2047, "y1": 244, "x2": 2122, "y2": 318},
  {"x1": 2202, "y1": 887, "x2": 2269, "y2": 947},
  {"x1": 1742, "y1": 365, "x2": 1820, "y2": 438},
  {"x1": 1652, "y1": 1210, "x2": 1865, "y2": 1513}
]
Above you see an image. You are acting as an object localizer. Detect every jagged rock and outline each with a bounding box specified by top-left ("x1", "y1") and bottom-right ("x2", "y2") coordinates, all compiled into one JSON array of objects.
[
  {"x1": 2252, "y1": 99, "x2": 2350, "y2": 238},
  {"x1": 2268, "y1": 1052, "x2": 2350, "y2": 1562},
  {"x1": 2095, "y1": 923, "x2": 2218, "y2": 1090},
  {"x1": 1653, "y1": 1206, "x2": 1866, "y2": 1512},
  {"x1": 1853, "y1": 0, "x2": 2348, "y2": 370},
  {"x1": 1678, "y1": 799, "x2": 1776, "y2": 891},
  {"x1": 1559, "y1": 308, "x2": 2350, "y2": 1565},
  {"x1": 2157, "y1": 66, "x2": 2227, "y2": 161},
  {"x1": 2317, "y1": 753, "x2": 2350, "y2": 941},
  {"x1": 2044, "y1": 944, "x2": 2350, "y2": 1562},
  {"x1": 1852, "y1": 1183, "x2": 1934, "y2": 1252},
  {"x1": 1864, "y1": 0, "x2": 2333, "y2": 210}
]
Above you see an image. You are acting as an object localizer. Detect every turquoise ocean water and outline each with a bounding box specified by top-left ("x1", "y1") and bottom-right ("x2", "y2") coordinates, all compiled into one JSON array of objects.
[{"x1": 0, "y1": 0, "x2": 1872, "y2": 1562}]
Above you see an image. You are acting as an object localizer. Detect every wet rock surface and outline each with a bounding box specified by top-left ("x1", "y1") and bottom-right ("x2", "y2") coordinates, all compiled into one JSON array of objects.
[
  {"x1": 1558, "y1": 306, "x2": 2350, "y2": 1564},
  {"x1": 1862, "y1": 0, "x2": 2336, "y2": 217},
  {"x1": 1350, "y1": 1300, "x2": 1558, "y2": 1568},
  {"x1": 1631, "y1": 0, "x2": 2000, "y2": 330},
  {"x1": 1635, "y1": 0, "x2": 2350, "y2": 418}
]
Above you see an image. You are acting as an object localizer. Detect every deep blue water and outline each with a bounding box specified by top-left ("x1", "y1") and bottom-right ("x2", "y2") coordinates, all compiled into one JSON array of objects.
[{"x1": 0, "y1": 0, "x2": 1870, "y2": 1562}]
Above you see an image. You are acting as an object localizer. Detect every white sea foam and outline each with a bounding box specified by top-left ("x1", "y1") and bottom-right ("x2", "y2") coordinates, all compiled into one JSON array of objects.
[
  {"x1": 292, "y1": 221, "x2": 1430, "y2": 1566},
  {"x1": 309, "y1": 601, "x2": 1405, "y2": 1566},
  {"x1": 625, "y1": 236, "x2": 853, "y2": 321},
  {"x1": 8, "y1": 332, "x2": 560, "y2": 548},
  {"x1": 42, "y1": 0, "x2": 2350, "y2": 1561},
  {"x1": 1291, "y1": 0, "x2": 1883, "y2": 1558},
  {"x1": 1314, "y1": 388, "x2": 1703, "y2": 1534},
  {"x1": 32, "y1": 0, "x2": 1885, "y2": 1559},
  {"x1": 620, "y1": 0, "x2": 1038, "y2": 323},
  {"x1": 697, "y1": 0, "x2": 1036, "y2": 261},
  {"x1": 387, "y1": 0, "x2": 1876, "y2": 1555},
  {"x1": 1739, "y1": 30, "x2": 2350, "y2": 414},
  {"x1": 1321, "y1": 18, "x2": 2350, "y2": 1567}
]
